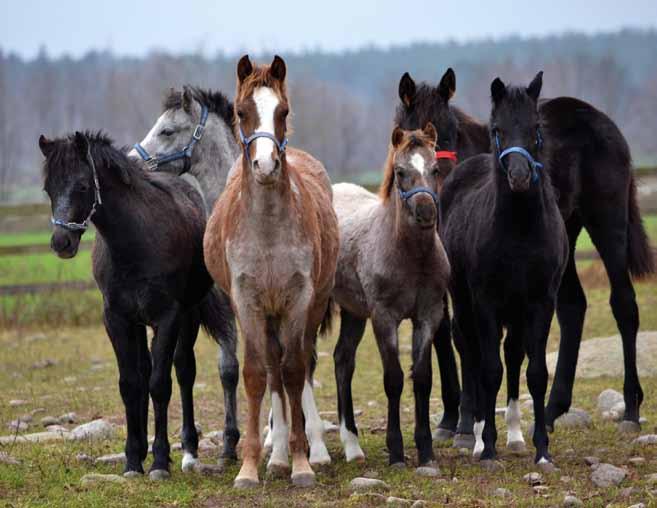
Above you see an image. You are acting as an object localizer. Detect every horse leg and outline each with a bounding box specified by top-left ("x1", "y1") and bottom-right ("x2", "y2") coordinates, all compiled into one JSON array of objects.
[
  {"x1": 136, "y1": 325, "x2": 151, "y2": 465},
  {"x1": 218, "y1": 327, "x2": 240, "y2": 461},
  {"x1": 334, "y1": 308, "x2": 367, "y2": 462},
  {"x1": 372, "y1": 312, "x2": 405, "y2": 466},
  {"x1": 433, "y1": 296, "x2": 461, "y2": 441},
  {"x1": 503, "y1": 329, "x2": 526, "y2": 453},
  {"x1": 586, "y1": 214, "x2": 643, "y2": 430},
  {"x1": 104, "y1": 309, "x2": 148, "y2": 476},
  {"x1": 452, "y1": 317, "x2": 475, "y2": 449},
  {"x1": 174, "y1": 309, "x2": 200, "y2": 473},
  {"x1": 546, "y1": 216, "x2": 586, "y2": 428},
  {"x1": 412, "y1": 320, "x2": 436, "y2": 466},
  {"x1": 149, "y1": 308, "x2": 182, "y2": 480},
  {"x1": 524, "y1": 301, "x2": 555, "y2": 465}
]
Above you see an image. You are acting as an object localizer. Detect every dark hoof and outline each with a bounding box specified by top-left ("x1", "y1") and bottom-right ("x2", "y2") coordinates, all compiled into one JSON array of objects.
[
  {"x1": 291, "y1": 472, "x2": 315, "y2": 488},
  {"x1": 266, "y1": 461, "x2": 291, "y2": 479},
  {"x1": 234, "y1": 476, "x2": 259, "y2": 489},
  {"x1": 453, "y1": 433, "x2": 475, "y2": 449},
  {"x1": 148, "y1": 469, "x2": 171, "y2": 481},
  {"x1": 433, "y1": 428, "x2": 455, "y2": 442},
  {"x1": 536, "y1": 460, "x2": 556, "y2": 473},
  {"x1": 479, "y1": 459, "x2": 504, "y2": 472},
  {"x1": 507, "y1": 441, "x2": 527, "y2": 454},
  {"x1": 390, "y1": 461, "x2": 406, "y2": 469},
  {"x1": 123, "y1": 470, "x2": 143, "y2": 479},
  {"x1": 618, "y1": 420, "x2": 641, "y2": 434}
]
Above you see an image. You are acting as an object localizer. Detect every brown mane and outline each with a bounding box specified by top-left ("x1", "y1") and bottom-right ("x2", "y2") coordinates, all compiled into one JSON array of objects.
[{"x1": 379, "y1": 128, "x2": 436, "y2": 202}]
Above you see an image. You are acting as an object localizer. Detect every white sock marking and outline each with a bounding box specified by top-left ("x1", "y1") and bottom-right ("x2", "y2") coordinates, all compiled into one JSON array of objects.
[
  {"x1": 505, "y1": 398, "x2": 525, "y2": 446},
  {"x1": 267, "y1": 391, "x2": 289, "y2": 468},
  {"x1": 181, "y1": 452, "x2": 198, "y2": 472},
  {"x1": 302, "y1": 380, "x2": 331, "y2": 465},
  {"x1": 473, "y1": 420, "x2": 485, "y2": 457},
  {"x1": 263, "y1": 408, "x2": 273, "y2": 452},
  {"x1": 340, "y1": 418, "x2": 365, "y2": 462}
]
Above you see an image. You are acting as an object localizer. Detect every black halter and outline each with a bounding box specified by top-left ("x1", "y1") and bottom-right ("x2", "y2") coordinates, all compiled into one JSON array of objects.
[
  {"x1": 133, "y1": 105, "x2": 209, "y2": 172},
  {"x1": 51, "y1": 136, "x2": 102, "y2": 232},
  {"x1": 239, "y1": 126, "x2": 288, "y2": 163}
]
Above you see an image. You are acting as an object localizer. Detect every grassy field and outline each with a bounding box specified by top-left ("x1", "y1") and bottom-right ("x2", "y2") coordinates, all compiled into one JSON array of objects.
[{"x1": 1, "y1": 273, "x2": 657, "y2": 507}]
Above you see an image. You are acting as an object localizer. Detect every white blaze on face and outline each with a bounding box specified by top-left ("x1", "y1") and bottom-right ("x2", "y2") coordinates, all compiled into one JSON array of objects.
[
  {"x1": 410, "y1": 152, "x2": 427, "y2": 176},
  {"x1": 252, "y1": 87, "x2": 280, "y2": 165}
]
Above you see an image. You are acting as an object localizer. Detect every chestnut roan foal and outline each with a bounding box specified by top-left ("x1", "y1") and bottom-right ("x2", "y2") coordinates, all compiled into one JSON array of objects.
[{"x1": 204, "y1": 55, "x2": 339, "y2": 488}]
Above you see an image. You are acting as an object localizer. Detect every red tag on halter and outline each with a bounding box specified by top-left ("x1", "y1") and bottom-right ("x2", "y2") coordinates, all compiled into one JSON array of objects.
[{"x1": 435, "y1": 151, "x2": 458, "y2": 162}]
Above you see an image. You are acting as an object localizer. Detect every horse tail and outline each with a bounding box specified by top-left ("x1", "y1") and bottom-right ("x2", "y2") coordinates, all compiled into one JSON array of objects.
[
  {"x1": 319, "y1": 297, "x2": 336, "y2": 337},
  {"x1": 627, "y1": 174, "x2": 655, "y2": 279},
  {"x1": 199, "y1": 286, "x2": 237, "y2": 347}
]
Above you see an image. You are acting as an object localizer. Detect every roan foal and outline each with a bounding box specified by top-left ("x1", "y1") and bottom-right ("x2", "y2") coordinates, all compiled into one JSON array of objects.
[
  {"x1": 40, "y1": 132, "x2": 233, "y2": 479},
  {"x1": 332, "y1": 124, "x2": 450, "y2": 467},
  {"x1": 440, "y1": 73, "x2": 568, "y2": 468},
  {"x1": 203, "y1": 55, "x2": 339, "y2": 488}
]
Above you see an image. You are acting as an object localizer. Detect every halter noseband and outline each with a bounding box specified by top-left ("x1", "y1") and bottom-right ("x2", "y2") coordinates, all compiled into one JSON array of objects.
[
  {"x1": 133, "y1": 104, "x2": 209, "y2": 172},
  {"x1": 51, "y1": 138, "x2": 102, "y2": 232},
  {"x1": 398, "y1": 186, "x2": 439, "y2": 205},
  {"x1": 239, "y1": 126, "x2": 288, "y2": 162},
  {"x1": 435, "y1": 150, "x2": 457, "y2": 162},
  {"x1": 495, "y1": 129, "x2": 543, "y2": 183}
]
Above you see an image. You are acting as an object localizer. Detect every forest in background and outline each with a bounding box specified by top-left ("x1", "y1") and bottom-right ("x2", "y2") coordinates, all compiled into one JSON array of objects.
[{"x1": 1, "y1": 28, "x2": 656, "y2": 203}]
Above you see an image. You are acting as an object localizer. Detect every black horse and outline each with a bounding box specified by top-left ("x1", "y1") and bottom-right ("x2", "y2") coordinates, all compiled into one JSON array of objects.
[
  {"x1": 396, "y1": 68, "x2": 654, "y2": 439},
  {"x1": 39, "y1": 131, "x2": 235, "y2": 479},
  {"x1": 440, "y1": 73, "x2": 568, "y2": 468}
]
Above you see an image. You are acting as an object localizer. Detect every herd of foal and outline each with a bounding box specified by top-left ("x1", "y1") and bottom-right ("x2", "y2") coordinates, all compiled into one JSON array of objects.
[{"x1": 38, "y1": 54, "x2": 654, "y2": 488}]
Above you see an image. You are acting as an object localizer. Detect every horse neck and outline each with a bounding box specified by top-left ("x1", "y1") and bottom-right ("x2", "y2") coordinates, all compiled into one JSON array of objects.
[{"x1": 190, "y1": 114, "x2": 240, "y2": 215}]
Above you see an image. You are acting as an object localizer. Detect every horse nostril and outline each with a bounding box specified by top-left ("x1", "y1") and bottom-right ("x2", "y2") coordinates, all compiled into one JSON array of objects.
[
  {"x1": 51, "y1": 233, "x2": 71, "y2": 252},
  {"x1": 273, "y1": 158, "x2": 281, "y2": 173},
  {"x1": 252, "y1": 160, "x2": 260, "y2": 171}
]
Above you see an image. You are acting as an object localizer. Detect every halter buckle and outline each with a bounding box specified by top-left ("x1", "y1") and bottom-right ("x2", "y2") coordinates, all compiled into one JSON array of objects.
[{"x1": 192, "y1": 124, "x2": 204, "y2": 141}]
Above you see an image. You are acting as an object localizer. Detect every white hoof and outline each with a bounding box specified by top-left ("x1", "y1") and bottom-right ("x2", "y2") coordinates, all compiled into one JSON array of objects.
[
  {"x1": 309, "y1": 442, "x2": 331, "y2": 466},
  {"x1": 181, "y1": 452, "x2": 199, "y2": 473}
]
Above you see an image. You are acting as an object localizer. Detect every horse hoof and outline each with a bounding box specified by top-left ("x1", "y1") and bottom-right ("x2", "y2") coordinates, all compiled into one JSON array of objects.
[
  {"x1": 536, "y1": 460, "x2": 556, "y2": 473},
  {"x1": 479, "y1": 459, "x2": 504, "y2": 472},
  {"x1": 309, "y1": 447, "x2": 332, "y2": 467},
  {"x1": 433, "y1": 428, "x2": 455, "y2": 442},
  {"x1": 453, "y1": 433, "x2": 475, "y2": 449},
  {"x1": 390, "y1": 461, "x2": 406, "y2": 469},
  {"x1": 217, "y1": 456, "x2": 237, "y2": 468},
  {"x1": 291, "y1": 471, "x2": 315, "y2": 488},
  {"x1": 181, "y1": 452, "x2": 199, "y2": 473},
  {"x1": 507, "y1": 441, "x2": 527, "y2": 454},
  {"x1": 234, "y1": 476, "x2": 259, "y2": 489},
  {"x1": 123, "y1": 470, "x2": 143, "y2": 479},
  {"x1": 618, "y1": 420, "x2": 641, "y2": 434},
  {"x1": 149, "y1": 469, "x2": 170, "y2": 481},
  {"x1": 266, "y1": 461, "x2": 291, "y2": 479}
]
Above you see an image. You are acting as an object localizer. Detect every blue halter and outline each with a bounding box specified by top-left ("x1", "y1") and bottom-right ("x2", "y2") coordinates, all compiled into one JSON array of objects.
[
  {"x1": 239, "y1": 126, "x2": 288, "y2": 162},
  {"x1": 133, "y1": 105, "x2": 209, "y2": 172},
  {"x1": 495, "y1": 129, "x2": 544, "y2": 183},
  {"x1": 398, "y1": 186, "x2": 439, "y2": 205},
  {"x1": 51, "y1": 138, "x2": 102, "y2": 232}
]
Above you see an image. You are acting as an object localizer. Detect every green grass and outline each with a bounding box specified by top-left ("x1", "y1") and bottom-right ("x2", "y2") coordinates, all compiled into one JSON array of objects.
[
  {"x1": 0, "y1": 251, "x2": 92, "y2": 286},
  {"x1": 1, "y1": 275, "x2": 656, "y2": 507},
  {"x1": 0, "y1": 231, "x2": 96, "y2": 247}
]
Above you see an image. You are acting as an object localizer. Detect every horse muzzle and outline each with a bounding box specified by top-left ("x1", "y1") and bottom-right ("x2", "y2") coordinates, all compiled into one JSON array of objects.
[{"x1": 51, "y1": 229, "x2": 81, "y2": 259}]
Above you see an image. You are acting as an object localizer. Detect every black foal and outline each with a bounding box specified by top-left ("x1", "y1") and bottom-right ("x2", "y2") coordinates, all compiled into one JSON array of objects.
[
  {"x1": 439, "y1": 73, "x2": 568, "y2": 467},
  {"x1": 40, "y1": 131, "x2": 234, "y2": 479}
]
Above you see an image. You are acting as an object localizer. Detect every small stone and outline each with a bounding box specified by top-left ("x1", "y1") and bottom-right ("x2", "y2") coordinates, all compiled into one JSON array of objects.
[
  {"x1": 367, "y1": 400, "x2": 378, "y2": 407},
  {"x1": 620, "y1": 487, "x2": 640, "y2": 497},
  {"x1": 584, "y1": 456, "x2": 600, "y2": 466},
  {"x1": 415, "y1": 466, "x2": 440, "y2": 477},
  {"x1": 646, "y1": 473, "x2": 657, "y2": 485},
  {"x1": 40, "y1": 416, "x2": 58, "y2": 427},
  {"x1": 70, "y1": 419, "x2": 114, "y2": 441},
  {"x1": 628, "y1": 457, "x2": 646, "y2": 466},
  {"x1": 8, "y1": 399, "x2": 28, "y2": 407},
  {"x1": 495, "y1": 487, "x2": 511, "y2": 498},
  {"x1": 8, "y1": 420, "x2": 29, "y2": 431},
  {"x1": 628, "y1": 504, "x2": 646, "y2": 508},
  {"x1": 523, "y1": 472, "x2": 543, "y2": 485},
  {"x1": 560, "y1": 475, "x2": 573, "y2": 483},
  {"x1": 386, "y1": 496, "x2": 411, "y2": 506},
  {"x1": 58, "y1": 412, "x2": 78, "y2": 424},
  {"x1": 533, "y1": 485, "x2": 549, "y2": 494},
  {"x1": 554, "y1": 408, "x2": 592, "y2": 428},
  {"x1": 590, "y1": 463, "x2": 626, "y2": 487},
  {"x1": 75, "y1": 453, "x2": 93, "y2": 464},
  {"x1": 192, "y1": 462, "x2": 224, "y2": 475},
  {"x1": 31, "y1": 359, "x2": 56, "y2": 369},
  {"x1": 633, "y1": 434, "x2": 657, "y2": 445},
  {"x1": 95, "y1": 453, "x2": 126, "y2": 465},
  {"x1": 80, "y1": 473, "x2": 127, "y2": 486},
  {"x1": 563, "y1": 495, "x2": 584, "y2": 507},
  {"x1": 597, "y1": 389, "x2": 624, "y2": 413},
  {"x1": 323, "y1": 420, "x2": 339, "y2": 433},
  {"x1": 198, "y1": 438, "x2": 217, "y2": 451},
  {"x1": 411, "y1": 501, "x2": 427, "y2": 508},
  {"x1": 46, "y1": 425, "x2": 69, "y2": 433},
  {"x1": 350, "y1": 477, "x2": 390, "y2": 492},
  {"x1": 0, "y1": 452, "x2": 20, "y2": 465}
]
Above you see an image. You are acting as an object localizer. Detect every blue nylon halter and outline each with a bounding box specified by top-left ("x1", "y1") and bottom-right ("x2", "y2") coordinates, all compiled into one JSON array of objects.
[
  {"x1": 239, "y1": 126, "x2": 288, "y2": 162},
  {"x1": 398, "y1": 186, "x2": 439, "y2": 205},
  {"x1": 51, "y1": 137, "x2": 102, "y2": 232},
  {"x1": 495, "y1": 129, "x2": 544, "y2": 183},
  {"x1": 133, "y1": 104, "x2": 209, "y2": 172}
]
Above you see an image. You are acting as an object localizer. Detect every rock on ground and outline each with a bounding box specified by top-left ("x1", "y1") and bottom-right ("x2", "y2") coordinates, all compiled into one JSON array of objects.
[
  {"x1": 597, "y1": 389, "x2": 624, "y2": 413},
  {"x1": 646, "y1": 473, "x2": 657, "y2": 485},
  {"x1": 633, "y1": 434, "x2": 657, "y2": 445},
  {"x1": 95, "y1": 453, "x2": 126, "y2": 465},
  {"x1": 40, "y1": 416, "x2": 58, "y2": 427},
  {"x1": 563, "y1": 495, "x2": 584, "y2": 507},
  {"x1": 415, "y1": 466, "x2": 440, "y2": 477},
  {"x1": 523, "y1": 472, "x2": 543, "y2": 485},
  {"x1": 494, "y1": 488, "x2": 511, "y2": 498},
  {"x1": 80, "y1": 473, "x2": 126, "y2": 486},
  {"x1": 554, "y1": 408, "x2": 592, "y2": 428},
  {"x1": 350, "y1": 477, "x2": 390, "y2": 492},
  {"x1": 70, "y1": 419, "x2": 114, "y2": 441},
  {"x1": 386, "y1": 496, "x2": 412, "y2": 506},
  {"x1": 590, "y1": 463, "x2": 626, "y2": 487},
  {"x1": 546, "y1": 332, "x2": 657, "y2": 379},
  {"x1": 0, "y1": 452, "x2": 20, "y2": 465}
]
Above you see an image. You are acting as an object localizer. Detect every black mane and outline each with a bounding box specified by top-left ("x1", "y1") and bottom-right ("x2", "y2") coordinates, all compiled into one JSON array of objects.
[{"x1": 163, "y1": 86, "x2": 234, "y2": 128}]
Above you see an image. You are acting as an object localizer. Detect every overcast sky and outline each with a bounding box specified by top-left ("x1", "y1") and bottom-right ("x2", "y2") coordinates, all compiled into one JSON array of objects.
[{"x1": 2, "y1": 0, "x2": 657, "y2": 59}]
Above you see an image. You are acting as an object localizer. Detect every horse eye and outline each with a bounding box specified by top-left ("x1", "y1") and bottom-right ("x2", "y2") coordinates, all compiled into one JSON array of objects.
[
  {"x1": 159, "y1": 128, "x2": 174, "y2": 137},
  {"x1": 236, "y1": 109, "x2": 245, "y2": 119},
  {"x1": 395, "y1": 167, "x2": 406, "y2": 178}
]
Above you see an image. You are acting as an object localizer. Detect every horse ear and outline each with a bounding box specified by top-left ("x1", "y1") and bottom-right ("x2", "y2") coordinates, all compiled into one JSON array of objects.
[
  {"x1": 491, "y1": 77, "x2": 507, "y2": 105},
  {"x1": 527, "y1": 71, "x2": 543, "y2": 102},
  {"x1": 399, "y1": 72, "x2": 416, "y2": 107},
  {"x1": 237, "y1": 55, "x2": 253, "y2": 83},
  {"x1": 182, "y1": 86, "x2": 193, "y2": 113},
  {"x1": 423, "y1": 122, "x2": 437, "y2": 146},
  {"x1": 38, "y1": 135, "x2": 54, "y2": 157},
  {"x1": 270, "y1": 55, "x2": 286, "y2": 81},
  {"x1": 391, "y1": 126, "x2": 404, "y2": 147},
  {"x1": 438, "y1": 68, "x2": 456, "y2": 101},
  {"x1": 74, "y1": 131, "x2": 89, "y2": 157}
]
